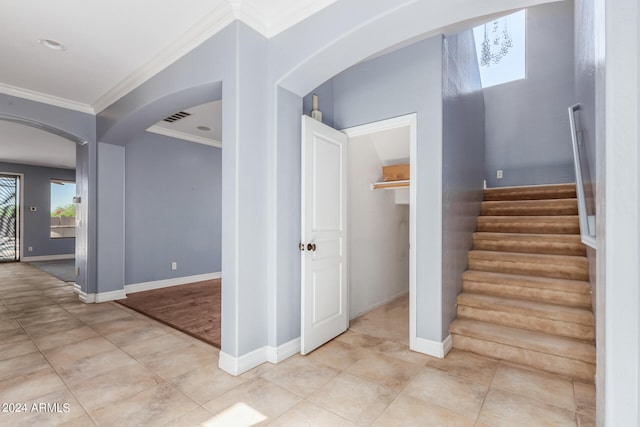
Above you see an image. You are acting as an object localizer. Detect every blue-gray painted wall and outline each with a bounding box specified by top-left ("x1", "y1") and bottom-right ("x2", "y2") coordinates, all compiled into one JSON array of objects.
[
  {"x1": 441, "y1": 30, "x2": 486, "y2": 337},
  {"x1": 484, "y1": 1, "x2": 576, "y2": 187},
  {"x1": 125, "y1": 132, "x2": 222, "y2": 285},
  {"x1": 0, "y1": 162, "x2": 75, "y2": 257}
]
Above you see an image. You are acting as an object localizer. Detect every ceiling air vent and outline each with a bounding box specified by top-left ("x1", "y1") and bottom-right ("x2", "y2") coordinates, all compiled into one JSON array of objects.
[{"x1": 163, "y1": 111, "x2": 191, "y2": 123}]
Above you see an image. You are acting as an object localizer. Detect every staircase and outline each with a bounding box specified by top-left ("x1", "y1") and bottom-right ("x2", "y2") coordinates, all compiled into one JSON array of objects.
[{"x1": 450, "y1": 183, "x2": 596, "y2": 382}]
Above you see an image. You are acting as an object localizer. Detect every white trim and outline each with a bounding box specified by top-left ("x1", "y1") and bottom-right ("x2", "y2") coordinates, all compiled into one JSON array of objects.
[
  {"x1": 78, "y1": 288, "x2": 127, "y2": 304},
  {"x1": 92, "y1": 4, "x2": 234, "y2": 113},
  {"x1": 219, "y1": 347, "x2": 267, "y2": 376},
  {"x1": 411, "y1": 334, "x2": 453, "y2": 359},
  {"x1": 0, "y1": 83, "x2": 95, "y2": 114},
  {"x1": 218, "y1": 337, "x2": 300, "y2": 376},
  {"x1": 125, "y1": 272, "x2": 221, "y2": 294},
  {"x1": 73, "y1": 283, "x2": 81, "y2": 294},
  {"x1": 349, "y1": 290, "x2": 409, "y2": 320},
  {"x1": 22, "y1": 254, "x2": 75, "y2": 262},
  {"x1": 341, "y1": 113, "x2": 418, "y2": 353},
  {"x1": 266, "y1": 337, "x2": 300, "y2": 364},
  {"x1": 146, "y1": 126, "x2": 222, "y2": 148}
]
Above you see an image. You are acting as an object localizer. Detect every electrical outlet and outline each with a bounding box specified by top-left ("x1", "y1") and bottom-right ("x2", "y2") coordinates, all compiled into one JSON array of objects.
[
  {"x1": 497, "y1": 169, "x2": 503, "y2": 179},
  {"x1": 28, "y1": 247, "x2": 33, "y2": 252},
  {"x1": 171, "y1": 262, "x2": 177, "y2": 271}
]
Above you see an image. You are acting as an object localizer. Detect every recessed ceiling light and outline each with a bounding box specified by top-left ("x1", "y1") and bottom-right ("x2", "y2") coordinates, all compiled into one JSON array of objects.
[
  {"x1": 38, "y1": 39, "x2": 66, "y2": 51},
  {"x1": 197, "y1": 126, "x2": 212, "y2": 131}
]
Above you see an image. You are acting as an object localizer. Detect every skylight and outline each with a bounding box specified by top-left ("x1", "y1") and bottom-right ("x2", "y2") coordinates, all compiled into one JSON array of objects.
[{"x1": 473, "y1": 10, "x2": 526, "y2": 88}]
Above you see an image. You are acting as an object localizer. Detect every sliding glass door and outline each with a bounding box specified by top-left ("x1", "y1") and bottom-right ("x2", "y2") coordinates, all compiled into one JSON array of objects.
[{"x1": 0, "y1": 174, "x2": 19, "y2": 262}]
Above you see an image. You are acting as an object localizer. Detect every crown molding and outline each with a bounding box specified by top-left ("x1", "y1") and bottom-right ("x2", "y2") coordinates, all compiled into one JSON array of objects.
[
  {"x1": 0, "y1": 83, "x2": 95, "y2": 115},
  {"x1": 92, "y1": 2, "x2": 235, "y2": 113},
  {"x1": 147, "y1": 125, "x2": 222, "y2": 148}
]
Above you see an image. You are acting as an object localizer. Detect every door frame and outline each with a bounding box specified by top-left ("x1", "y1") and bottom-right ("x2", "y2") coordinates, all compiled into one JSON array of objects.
[
  {"x1": 0, "y1": 172, "x2": 23, "y2": 262},
  {"x1": 341, "y1": 113, "x2": 418, "y2": 349}
]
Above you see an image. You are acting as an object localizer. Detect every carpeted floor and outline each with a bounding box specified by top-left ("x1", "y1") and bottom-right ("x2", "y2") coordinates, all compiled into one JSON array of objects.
[
  {"x1": 117, "y1": 279, "x2": 221, "y2": 348},
  {"x1": 28, "y1": 259, "x2": 76, "y2": 283}
]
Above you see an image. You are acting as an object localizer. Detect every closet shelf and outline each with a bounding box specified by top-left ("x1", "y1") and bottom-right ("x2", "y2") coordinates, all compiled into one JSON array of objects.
[{"x1": 370, "y1": 180, "x2": 410, "y2": 190}]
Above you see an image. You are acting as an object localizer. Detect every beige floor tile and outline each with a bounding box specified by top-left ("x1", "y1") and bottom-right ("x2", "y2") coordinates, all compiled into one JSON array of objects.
[
  {"x1": 89, "y1": 382, "x2": 198, "y2": 426},
  {"x1": 170, "y1": 363, "x2": 248, "y2": 405},
  {"x1": 44, "y1": 336, "x2": 119, "y2": 370},
  {"x1": 53, "y1": 348, "x2": 135, "y2": 384},
  {"x1": 69, "y1": 363, "x2": 166, "y2": 412},
  {"x1": 73, "y1": 306, "x2": 134, "y2": 325},
  {"x1": 161, "y1": 406, "x2": 216, "y2": 427},
  {"x1": 372, "y1": 394, "x2": 475, "y2": 427},
  {"x1": 90, "y1": 316, "x2": 155, "y2": 336},
  {"x1": 424, "y1": 348, "x2": 499, "y2": 386},
  {"x1": 0, "y1": 351, "x2": 51, "y2": 381},
  {"x1": 306, "y1": 339, "x2": 367, "y2": 371},
  {"x1": 478, "y1": 388, "x2": 577, "y2": 427},
  {"x1": 403, "y1": 366, "x2": 488, "y2": 419},
  {"x1": 103, "y1": 323, "x2": 167, "y2": 347},
  {"x1": 371, "y1": 339, "x2": 431, "y2": 366},
  {"x1": 136, "y1": 344, "x2": 217, "y2": 379},
  {"x1": 23, "y1": 317, "x2": 86, "y2": 339},
  {"x1": 0, "y1": 327, "x2": 30, "y2": 344},
  {"x1": 122, "y1": 332, "x2": 191, "y2": 358},
  {"x1": 260, "y1": 355, "x2": 340, "y2": 397},
  {"x1": 31, "y1": 326, "x2": 98, "y2": 351},
  {"x1": 16, "y1": 310, "x2": 76, "y2": 328},
  {"x1": 203, "y1": 378, "x2": 301, "y2": 422},
  {"x1": 0, "y1": 318, "x2": 21, "y2": 333},
  {"x1": 309, "y1": 372, "x2": 397, "y2": 426},
  {"x1": 335, "y1": 330, "x2": 385, "y2": 349},
  {"x1": 0, "y1": 368, "x2": 66, "y2": 403},
  {"x1": 577, "y1": 408, "x2": 596, "y2": 427},
  {"x1": 492, "y1": 363, "x2": 576, "y2": 410},
  {"x1": 269, "y1": 400, "x2": 356, "y2": 427},
  {"x1": 56, "y1": 413, "x2": 97, "y2": 427},
  {"x1": 203, "y1": 401, "x2": 271, "y2": 426},
  {"x1": 0, "y1": 339, "x2": 38, "y2": 360},
  {"x1": 574, "y1": 380, "x2": 596, "y2": 412},
  {"x1": 346, "y1": 352, "x2": 422, "y2": 392}
]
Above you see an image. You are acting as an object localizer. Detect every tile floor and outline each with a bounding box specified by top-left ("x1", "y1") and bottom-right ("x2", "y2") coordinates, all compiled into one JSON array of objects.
[{"x1": 0, "y1": 262, "x2": 596, "y2": 426}]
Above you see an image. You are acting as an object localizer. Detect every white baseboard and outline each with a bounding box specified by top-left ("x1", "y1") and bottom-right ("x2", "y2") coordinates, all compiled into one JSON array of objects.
[
  {"x1": 266, "y1": 338, "x2": 300, "y2": 364},
  {"x1": 350, "y1": 289, "x2": 409, "y2": 320},
  {"x1": 411, "y1": 334, "x2": 452, "y2": 358},
  {"x1": 125, "y1": 272, "x2": 221, "y2": 294},
  {"x1": 218, "y1": 337, "x2": 301, "y2": 376},
  {"x1": 73, "y1": 283, "x2": 81, "y2": 294},
  {"x1": 22, "y1": 254, "x2": 75, "y2": 262},
  {"x1": 78, "y1": 289, "x2": 127, "y2": 304}
]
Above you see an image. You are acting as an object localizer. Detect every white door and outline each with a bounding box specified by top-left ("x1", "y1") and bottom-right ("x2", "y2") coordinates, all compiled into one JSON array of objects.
[{"x1": 301, "y1": 115, "x2": 348, "y2": 355}]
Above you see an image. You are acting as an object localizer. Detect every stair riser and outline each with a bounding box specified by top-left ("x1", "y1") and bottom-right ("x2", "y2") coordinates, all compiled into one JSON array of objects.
[
  {"x1": 451, "y1": 334, "x2": 595, "y2": 382},
  {"x1": 472, "y1": 238, "x2": 586, "y2": 256},
  {"x1": 483, "y1": 185, "x2": 577, "y2": 202},
  {"x1": 468, "y1": 259, "x2": 589, "y2": 281},
  {"x1": 477, "y1": 221, "x2": 580, "y2": 234},
  {"x1": 463, "y1": 280, "x2": 592, "y2": 308},
  {"x1": 481, "y1": 203, "x2": 578, "y2": 216},
  {"x1": 457, "y1": 306, "x2": 595, "y2": 341}
]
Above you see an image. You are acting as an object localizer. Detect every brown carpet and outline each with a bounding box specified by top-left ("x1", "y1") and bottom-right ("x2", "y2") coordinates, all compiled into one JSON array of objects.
[{"x1": 117, "y1": 279, "x2": 221, "y2": 348}]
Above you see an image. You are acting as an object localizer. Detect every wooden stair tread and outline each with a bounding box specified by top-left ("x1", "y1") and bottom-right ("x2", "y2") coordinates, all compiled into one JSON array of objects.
[
  {"x1": 456, "y1": 292, "x2": 594, "y2": 325},
  {"x1": 473, "y1": 232, "x2": 583, "y2": 243},
  {"x1": 450, "y1": 319, "x2": 595, "y2": 364},
  {"x1": 484, "y1": 184, "x2": 577, "y2": 201},
  {"x1": 468, "y1": 250, "x2": 588, "y2": 267},
  {"x1": 462, "y1": 270, "x2": 591, "y2": 294},
  {"x1": 472, "y1": 232, "x2": 586, "y2": 256}
]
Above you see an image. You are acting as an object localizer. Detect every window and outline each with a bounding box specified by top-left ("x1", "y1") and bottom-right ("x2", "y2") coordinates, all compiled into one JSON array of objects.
[
  {"x1": 50, "y1": 180, "x2": 76, "y2": 239},
  {"x1": 473, "y1": 10, "x2": 526, "y2": 88}
]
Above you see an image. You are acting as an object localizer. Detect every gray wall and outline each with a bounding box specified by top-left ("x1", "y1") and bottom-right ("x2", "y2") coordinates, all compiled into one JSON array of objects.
[
  {"x1": 0, "y1": 162, "x2": 75, "y2": 258},
  {"x1": 125, "y1": 132, "x2": 222, "y2": 285},
  {"x1": 484, "y1": 1, "x2": 576, "y2": 187},
  {"x1": 441, "y1": 30, "x2": 486, "y2": 337}
]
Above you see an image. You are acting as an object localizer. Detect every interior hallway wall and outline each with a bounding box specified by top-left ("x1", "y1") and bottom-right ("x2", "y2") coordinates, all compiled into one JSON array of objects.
[
  {"x1": 125, "y1": 132, "x2": 222, "y2": 285},
  {"x1": 484, "y1": 1, "x2": 576, "y2": 187}
]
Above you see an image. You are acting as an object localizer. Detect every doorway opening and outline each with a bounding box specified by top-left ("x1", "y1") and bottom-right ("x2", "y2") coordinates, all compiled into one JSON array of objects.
[
  {"x1": 300, "y1": 114, "x2": 417, "y2": 353},
  {"x1": 0, "y1": 174, "x2": 20, "y2": 262}
]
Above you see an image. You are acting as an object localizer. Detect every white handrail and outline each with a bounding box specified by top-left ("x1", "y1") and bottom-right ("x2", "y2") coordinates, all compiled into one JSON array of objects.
[{"x1": 568, "y1": 104, "x2": 596, "y2": 249}]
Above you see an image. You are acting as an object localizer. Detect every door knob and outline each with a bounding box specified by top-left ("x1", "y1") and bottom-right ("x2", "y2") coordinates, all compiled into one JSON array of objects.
[
  {"x1": 307, "y1": 243, "x2": 316, "y2": 251},
  {"x1": 299, "y1": 243, "x2": 305, "y2": 251}
]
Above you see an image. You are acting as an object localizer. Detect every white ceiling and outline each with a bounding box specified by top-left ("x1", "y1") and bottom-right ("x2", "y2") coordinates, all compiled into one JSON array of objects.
[
  {"x1": 0, "y1": 121, "x2": 76, "y2": 169},
  {"x1": 0, "y1": 0, "x2": 336, "y2": 168}
]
